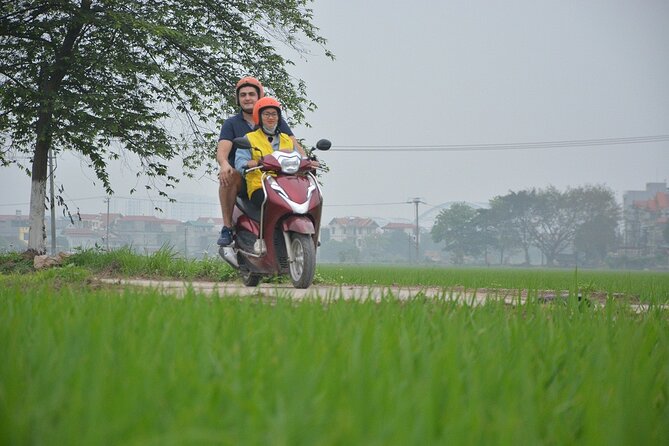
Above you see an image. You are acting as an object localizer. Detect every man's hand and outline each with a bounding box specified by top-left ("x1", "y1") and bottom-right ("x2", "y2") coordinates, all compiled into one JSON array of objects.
[{"x1": 219, "y1": 162, "x2": 236, "y2": 187}]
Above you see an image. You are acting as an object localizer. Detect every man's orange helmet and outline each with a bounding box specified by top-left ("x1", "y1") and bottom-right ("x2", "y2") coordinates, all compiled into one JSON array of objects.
[
  {"x1": 252, "y1": 97, "x2": 282, "y2": 126},
  {"x1": 235, "y1": 76, "x2": 264, "y2": 104}
]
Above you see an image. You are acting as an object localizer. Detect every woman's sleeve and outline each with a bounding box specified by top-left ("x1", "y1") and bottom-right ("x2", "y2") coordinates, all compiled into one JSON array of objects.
[{"x1": 235, "y1": 148, "x2": 251, "y2": 174}]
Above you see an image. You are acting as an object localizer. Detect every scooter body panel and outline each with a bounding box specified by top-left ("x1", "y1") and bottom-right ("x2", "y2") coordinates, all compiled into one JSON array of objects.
[{"x1": 282, "y1": 215, "x2": 315, "y2": 234}]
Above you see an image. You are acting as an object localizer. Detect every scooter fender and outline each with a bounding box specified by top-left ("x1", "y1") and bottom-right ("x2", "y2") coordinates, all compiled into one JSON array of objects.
[{"x1": 282, "y1": 216, "x2": 315, "y2": 234}]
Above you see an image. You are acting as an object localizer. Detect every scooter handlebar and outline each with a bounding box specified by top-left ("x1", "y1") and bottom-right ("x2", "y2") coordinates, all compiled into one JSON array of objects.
[{"x1": 251, "y1": 155, "x2": 315, "y2": 174}]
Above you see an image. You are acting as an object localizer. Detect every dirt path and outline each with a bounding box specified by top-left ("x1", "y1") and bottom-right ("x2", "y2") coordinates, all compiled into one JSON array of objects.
[
  {"x1": 99, "y1": 278, "x2": 487, "y2": 302},
  {"x1": 97, "y1": 278, "x2": 662, "y2": 313}
]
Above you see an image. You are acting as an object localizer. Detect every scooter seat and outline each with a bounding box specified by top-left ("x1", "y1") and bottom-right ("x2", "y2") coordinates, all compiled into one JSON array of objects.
[{"x1": 236, "y1": 196, "x2": 262, "y2": 222}]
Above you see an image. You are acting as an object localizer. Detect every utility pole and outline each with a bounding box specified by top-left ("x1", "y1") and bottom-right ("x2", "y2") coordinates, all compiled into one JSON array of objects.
[
  {"x1": 184, "y1": 223, "x2": 189, "y2": 258},
  {"x1": 408, "y1": 197, "x2": 425, "y2": 262},
  {"x1": 105, "y1": 196, "x2": 110, "y2": 251}
]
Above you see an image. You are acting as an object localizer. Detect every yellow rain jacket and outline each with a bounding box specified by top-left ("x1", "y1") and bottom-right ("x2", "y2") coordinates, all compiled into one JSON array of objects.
[{"x1": 244, "y1": 129, "x2": 295, "y2": 199}]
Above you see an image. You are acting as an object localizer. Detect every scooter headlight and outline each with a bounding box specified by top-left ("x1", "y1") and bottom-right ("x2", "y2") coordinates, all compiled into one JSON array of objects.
[{"x1": 279, "y1": 155, "x2": 300, "y2": 174}]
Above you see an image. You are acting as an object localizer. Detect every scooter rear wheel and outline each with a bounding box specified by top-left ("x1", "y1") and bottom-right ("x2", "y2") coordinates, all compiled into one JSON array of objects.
[
  {"x1": 289, "y1": 233, "x2": 316, "y2": 289},
  {"x1": 241, "y1": 269, "x2": 261, "y2": 287}
]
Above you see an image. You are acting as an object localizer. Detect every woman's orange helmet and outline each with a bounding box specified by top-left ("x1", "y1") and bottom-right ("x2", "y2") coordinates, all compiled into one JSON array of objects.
[
  {"x1": 235, "y1": 76, "x2": 264, "y2": 104},
  {"x1": 252, "y1": 97, "x2": 282, "y2": 126}
]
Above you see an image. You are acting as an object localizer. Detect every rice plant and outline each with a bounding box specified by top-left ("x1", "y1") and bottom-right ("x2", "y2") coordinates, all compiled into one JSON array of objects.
[{"x1": 1, "y1": 286, "x2": 667, "y2": 445}]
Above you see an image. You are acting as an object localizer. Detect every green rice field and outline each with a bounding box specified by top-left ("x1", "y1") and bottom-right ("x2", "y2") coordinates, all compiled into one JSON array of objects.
[
  {"x1": 1, "y1": 255, "x2": 668, "y2": 444},
  {"x1": 318, "y1": 264, "x2": 669, "y2": 304}
]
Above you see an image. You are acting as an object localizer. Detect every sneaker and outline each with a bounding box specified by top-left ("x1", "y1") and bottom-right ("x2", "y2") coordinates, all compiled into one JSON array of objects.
[{"x1": 217, "y1": 226, "x2": 233, "y2": 246}]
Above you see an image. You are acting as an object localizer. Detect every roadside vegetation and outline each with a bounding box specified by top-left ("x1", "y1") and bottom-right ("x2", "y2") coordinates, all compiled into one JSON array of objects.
[
  {"x1": 65, "y1": 246, "x2": 238, "y2": 282},
  {"x1": 1, "y1": 249, "x2": 668, "y2": 444},
  {"x1": 0, "y1": 247, "x2": 237, "y2": 284},
  {"x1": 1, "y1": 248, "x2": 667, "y2": 303},
  {"x1": 318, "y1": 264, "x2": 669, "y2": 304}
]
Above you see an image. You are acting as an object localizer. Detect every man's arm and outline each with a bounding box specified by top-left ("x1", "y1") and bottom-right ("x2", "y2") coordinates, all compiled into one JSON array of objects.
[{"x1": 217, "y1": 139, "x2": 236, "y2": 187}]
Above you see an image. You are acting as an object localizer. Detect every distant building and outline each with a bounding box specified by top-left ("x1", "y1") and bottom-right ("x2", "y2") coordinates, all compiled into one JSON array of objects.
[
  {"x1": 106, "y1": 194, "x2": 220, "y2": 222},
  {"x1": 115, "y1": 215, "x2": 182, "y2": 254},
  {"x1": 0, "y1": 210, "x2": 225, "y2": 256},
  {"x1": 0, "y1": 211, "x2": 30, "y2": 250},
  {"x1": 196, "y1": 217, "x2": 224, "y2": 227},
  {"x1": 186, "y1": 217, "x2": 223, "y2": 257},
  {"x1": 382, "y1": 222, "x2": 415, "y2": 237},
  {"x1": 60, "y1": 212, "x2": 123, "y2": 250},
  {"x1": 326, "y1": 217, "x2": 380, "y2": 248},
  {"x1": 622, "y1": 182, "x2": 669, "y2": 256}
]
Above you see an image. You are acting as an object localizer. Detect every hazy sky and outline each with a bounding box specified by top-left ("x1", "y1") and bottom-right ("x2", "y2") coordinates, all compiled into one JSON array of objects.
[{"x1": 2, "y1": 0, "x2": 668, "y2": 223}]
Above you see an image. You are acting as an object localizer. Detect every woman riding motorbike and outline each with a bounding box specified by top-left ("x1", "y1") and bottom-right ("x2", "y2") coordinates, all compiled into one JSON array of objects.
[{"x1": 234, "y1": 97, "x2": 316, "y2": 206}]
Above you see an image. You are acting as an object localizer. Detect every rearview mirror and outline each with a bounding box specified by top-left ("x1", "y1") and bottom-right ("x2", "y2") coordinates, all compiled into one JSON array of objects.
[{"x1": 316, "y1": 139, "x2": 331, "y2": 151}]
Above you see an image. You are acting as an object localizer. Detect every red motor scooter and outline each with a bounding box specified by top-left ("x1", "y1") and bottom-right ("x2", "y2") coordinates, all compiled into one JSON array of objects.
[{"x1": 219, "y1": 137, "x2": 331, "y2": 288}]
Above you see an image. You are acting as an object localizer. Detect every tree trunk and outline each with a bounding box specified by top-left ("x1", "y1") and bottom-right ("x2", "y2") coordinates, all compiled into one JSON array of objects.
[
  {"x1": 28, "y1": 177, "x2": 47, "y2": 252},
  {"x1": 28, "y1": 114, "x2": 52, "y2": 253}
]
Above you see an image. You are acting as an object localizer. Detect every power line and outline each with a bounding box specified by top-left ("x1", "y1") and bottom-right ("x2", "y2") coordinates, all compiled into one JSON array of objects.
[
  {"x1": 324, "y1": 201, "x2": 409, "y2": 207},
  {"x1": 0, "y1": 197, "x2": 413, "y2": 210},
  {"x1": 332, "y1": 134, "x2": 669, "y2": 152},
  {"x1": 0, "y1": 195, "x2": 220, "y2": 208},
  {"x1": 0, "y1": 201, "x2": 32, "y2": 207}
]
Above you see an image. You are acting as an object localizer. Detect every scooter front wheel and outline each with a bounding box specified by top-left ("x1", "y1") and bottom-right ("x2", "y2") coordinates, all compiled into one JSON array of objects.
[{"x1": 288, "y1": 233, "x2": 316, "y2": 289}]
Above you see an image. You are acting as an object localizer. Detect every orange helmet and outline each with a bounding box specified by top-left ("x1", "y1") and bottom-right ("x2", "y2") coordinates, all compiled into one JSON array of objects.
[
  {"x1": 252, "y1": 97, "x2": 282, "y2": 126},
  {"x1": 235, "y1": 76, "x2": 264, "y2": 104}
]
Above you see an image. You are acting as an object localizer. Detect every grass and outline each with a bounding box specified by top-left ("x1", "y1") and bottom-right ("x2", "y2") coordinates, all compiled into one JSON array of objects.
[
  {"x1": 64, "y1": 246, "x2": 238, "y2": 281},
  {"x1": 1, "y1": 287, "x2": 667, "y2": 445},
  {"x1": 1, "y1": 249, "x2": 667, "y2": 302},
  {"x1": 0, "y1": 263, "x2": 94, "y2": 291},
  {"x1": 317, "y1": 264, "x2": 669, "y2": 304},
  {"x1": 0, "y1": 251, "x2": 34, "y2": 274},
  {"x1": 1, "y1": 251, "x2": 668, "y2": 444}
]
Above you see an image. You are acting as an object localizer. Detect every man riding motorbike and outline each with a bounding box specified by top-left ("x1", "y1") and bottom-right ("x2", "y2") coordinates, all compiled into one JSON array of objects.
[{"x1": 216, "y1": 77, "x2": 304, "y2": 246}]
